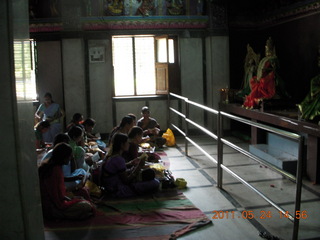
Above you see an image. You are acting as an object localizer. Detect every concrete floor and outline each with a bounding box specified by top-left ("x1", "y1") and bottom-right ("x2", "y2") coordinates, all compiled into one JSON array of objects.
[{"x1": 165, "y1": 135, "x2": 320, "y2": 240}]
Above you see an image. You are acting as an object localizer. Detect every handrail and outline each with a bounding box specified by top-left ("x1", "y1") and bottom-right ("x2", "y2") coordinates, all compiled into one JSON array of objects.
[{"x1": 168, "y1": 92, "x2": 304, "y2": 240}]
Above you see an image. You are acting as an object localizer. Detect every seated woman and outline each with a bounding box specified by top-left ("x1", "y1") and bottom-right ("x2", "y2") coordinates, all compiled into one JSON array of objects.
[
  {"x1": 34, "y1": 120, "x2": 50, "y2": 150},
  {"x1": 68, "y1": 126, "x2": 93, "y2": 171},
  {"x1": 101, "y1": 133, "x2": 160, "y2": 198},
  {"x1": 41, "y1": 133, "x2": 90, "y2": 200},
  {"x1": 82, "y1": 118, "x2": 107, "y2": 153},
  {"x1": 35, "y1": 92, "x2": 64, "y2": 143},
  {"x1": 137, "y1": 106, "x2": 166, "y2": 148},
  {"x1": 108, "y1": 115, "x2": 135, "y2": 146},
  {"x1": 38, "y1": 142, "x2": 95, "y2": 220},
  {"x1": 66, "y1": 113, "x2": 84, "y2": 132},
  {"x1": 123, "y1": 126, "x2": 160, "y2": 163}
]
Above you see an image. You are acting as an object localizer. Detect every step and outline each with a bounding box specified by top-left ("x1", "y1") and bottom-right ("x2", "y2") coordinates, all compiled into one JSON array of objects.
[{"x1": 249, "y1": 144, "x2": 297, "y2": 175}]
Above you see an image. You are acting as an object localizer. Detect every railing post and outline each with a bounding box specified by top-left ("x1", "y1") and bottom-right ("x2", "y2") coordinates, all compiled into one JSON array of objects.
[
  {"x1": 167, "y1": 93, "x2": 170, "y2": 129},
  {"x1": 292, "y1": 136, "x2": 304, "y2": 240},
  {"x1": 217, "y1": 111, "x2": 223, "y2": 188},
  {"x1": 185, "y1": 98, "x2": 189, "y2": 156}
]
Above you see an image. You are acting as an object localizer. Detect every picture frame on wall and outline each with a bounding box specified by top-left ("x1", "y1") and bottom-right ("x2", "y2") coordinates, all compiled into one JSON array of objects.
[{"x1": 89, "y1": 46, "x2": 105, "y2": 63}]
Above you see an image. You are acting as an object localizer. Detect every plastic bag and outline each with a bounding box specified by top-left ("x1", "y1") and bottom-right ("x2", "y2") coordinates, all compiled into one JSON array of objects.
[{"x1": 162, "y1": 128, "x2": 176, "y2": 147}]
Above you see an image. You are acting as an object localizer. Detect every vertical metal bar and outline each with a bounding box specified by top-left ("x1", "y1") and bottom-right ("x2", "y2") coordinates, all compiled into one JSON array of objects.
[
  {"x1": 292, "y1": 136, "x2": 304, "y2": 240},
  {"x1": 217, "y1": 111, "x2": 223, "y2": 188},
  {"x1": 167, "y1": 93, "x2": 170, "y2": 129},
  {"x1": 185, "y1": 98, "x2": 189, "y2": 156}
]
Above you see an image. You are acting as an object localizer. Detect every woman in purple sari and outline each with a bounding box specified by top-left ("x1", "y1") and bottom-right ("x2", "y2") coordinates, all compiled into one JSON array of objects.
[{"x1": 35, "y1": 92, "x2": 64, "y2": 143}]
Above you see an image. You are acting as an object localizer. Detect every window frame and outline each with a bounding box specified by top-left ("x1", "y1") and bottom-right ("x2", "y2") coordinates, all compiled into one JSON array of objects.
[{"x1": 112, "y1": 34, "x2": 175, "y2": 97}]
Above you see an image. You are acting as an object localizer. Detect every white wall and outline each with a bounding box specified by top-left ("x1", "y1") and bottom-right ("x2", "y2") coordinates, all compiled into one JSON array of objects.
[
  {"x1": 62, "y1": 39, "x2": 87, "y2": 126},
  {"x1": 88, "y1": 39, "x2": 114, "y2": 133},
  {"x1": 206, "y1": 36, "x2": 230, "y2": 131},
  {"x1": 36, "y1": 35, "x2": 230, "y2": 135},
  {"x1": 180, "y1": 38, "x2": 204, "y2": 128}
]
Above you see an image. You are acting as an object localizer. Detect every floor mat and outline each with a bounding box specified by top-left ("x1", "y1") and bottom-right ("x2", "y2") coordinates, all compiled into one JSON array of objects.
[{"x1": 44, "y1": 189, "x2": 212, "y2": 240}]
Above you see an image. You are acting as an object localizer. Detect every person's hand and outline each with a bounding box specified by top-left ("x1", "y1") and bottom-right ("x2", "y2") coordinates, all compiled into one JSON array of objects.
[
  {"x1": 139, "y1": 152, "x2": 148, "y2": 160},
  {"x1": 130, "y1": 158, "x2": 140, "y2": 166},
  {"x1": 77, "y1": 174, "x2": 84, "y2": 180},
  {"x1": 85, "y1": 155, "x2": 94, "y2": 166},
  {"x1": 138, "y1": 158, "x2": 145, "y2": 167}
]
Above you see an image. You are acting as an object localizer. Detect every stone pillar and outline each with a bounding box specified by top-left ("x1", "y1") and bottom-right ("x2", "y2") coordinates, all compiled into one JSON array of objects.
[
  {"x1": 0, "y1": 0, "x2": 45, "y2": 239},
  {"x1": 205, "y1": 0, "x2": 230, "y2": 131}
]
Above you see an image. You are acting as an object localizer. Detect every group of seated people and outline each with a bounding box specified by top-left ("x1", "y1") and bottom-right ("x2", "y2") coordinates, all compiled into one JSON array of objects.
[{"x1": 37, "y1": 105, "x2": 167, "y2": 221}]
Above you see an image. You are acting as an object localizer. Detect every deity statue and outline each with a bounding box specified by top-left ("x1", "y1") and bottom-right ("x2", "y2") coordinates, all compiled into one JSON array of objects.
[
  {"x1": 243, "y1": 37, "x2": 289, "y2": 109},
  {"x1": 136, "y1": 0, "x2": 155, "y2": 16},
  {"x1": 105, "y1": 0, "x2": 124, "y2": 16},
  {"x1": 297, "y1": 45, "x2": 320, "y2": 121},
  {"x1": 166, "y1": 0, "x2": 184, "y2": 15},
  {"x1": 236, "y1": 44, "x2": 260, "y2": 99}
]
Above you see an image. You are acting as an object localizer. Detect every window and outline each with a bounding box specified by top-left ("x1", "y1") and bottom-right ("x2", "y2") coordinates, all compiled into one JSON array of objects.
[
  {"x1": 14, "y1": 40, "x2": 37, "y2": 101},
  {"x1": 112, "y1": 35, "x2": 175, "y2": 96}
]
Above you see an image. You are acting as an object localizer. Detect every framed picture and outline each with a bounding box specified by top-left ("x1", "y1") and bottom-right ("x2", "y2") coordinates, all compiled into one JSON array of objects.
[{"x1": 89, "y1": 46, "x2": 105, "y2": 63}]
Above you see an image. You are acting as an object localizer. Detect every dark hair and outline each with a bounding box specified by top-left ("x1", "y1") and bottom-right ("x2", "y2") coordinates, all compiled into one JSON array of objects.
[
  {"x1": 44, "y1": 92, "x2": 52, "y2": 99},
  {"x1": 128, "y1": 126, "x2": 143, "y2": 139},
  {"x1": 38, "y1": 143, "x2": 72, "y2": 179},
  {"x1": 53, "y1": 133, "x2": 70, "y2": 146},
  {"x1": 127, "y1": 113, "x2": 136, "y2": 122},
  {"x1": 83, "y1": 118, "x2": 96, "y2": 127},
  {"x1": 111, "y1": 133, "x2": 128, "y2": 153},
  {"x1": 72, "y1": 113, "x2": 83, "y2": 123},
  {"x1": 108, "y1": 116, "x2": 134, "y2": 146},
  {"x1": 68, "y1": 126, "x2": 83, "y2": 140},
  {"x1": 141, "y1": 106, "x2": 150, "y2": 114},
  {"x1": 119, "y1": 116, "x2": 133, "y2": 128}
]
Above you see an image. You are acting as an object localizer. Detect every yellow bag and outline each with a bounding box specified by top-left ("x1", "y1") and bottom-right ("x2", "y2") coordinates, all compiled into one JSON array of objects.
[
  {"x1": 85, "y1": 180, "x2": 102, "y2": 198},
  {"x1": 162, "y1": 128, "x2": 176, "y2": 147}
]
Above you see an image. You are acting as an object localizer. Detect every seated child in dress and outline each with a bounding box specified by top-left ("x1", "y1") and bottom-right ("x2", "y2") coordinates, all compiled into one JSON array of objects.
[
  {"x1": 123, "y1": 126, "x2": 160, "y2": 164},
  {"x1": 35, "y1": 120, "x2": 50, "y2": 150}
]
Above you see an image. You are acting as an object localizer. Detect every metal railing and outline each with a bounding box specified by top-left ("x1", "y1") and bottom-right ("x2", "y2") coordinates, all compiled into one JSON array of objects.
[{"x1": 168, "y1": 92, "x2": 304, "y2": 240}]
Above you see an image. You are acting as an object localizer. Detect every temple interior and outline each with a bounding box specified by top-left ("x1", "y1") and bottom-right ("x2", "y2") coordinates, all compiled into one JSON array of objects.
[{"x1": 1, "y1": 0, "x2": 320, "y2": 239}]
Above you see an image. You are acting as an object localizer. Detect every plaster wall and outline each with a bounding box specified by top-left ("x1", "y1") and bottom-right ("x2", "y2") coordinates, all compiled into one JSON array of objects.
[
  {"x1": 88, "y1": 39, "x2": 114, "y2": 133},
  {"x1": 36, "y1": 41, "x2": 64, "y2": 110},
  {"x1": 206, "y1": 36, "x2": 230, "y2": 131},
  {"x1": 180, "y1": 38, "x2": 204, "y2": 127},
  {"x1": 62, "y1": 39, "x2": 87, "y2": 126}
]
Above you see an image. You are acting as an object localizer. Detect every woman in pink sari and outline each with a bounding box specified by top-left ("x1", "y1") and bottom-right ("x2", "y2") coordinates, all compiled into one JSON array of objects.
[{"x1": 38, "y1": 143, "x2": 95, "y2": 220}]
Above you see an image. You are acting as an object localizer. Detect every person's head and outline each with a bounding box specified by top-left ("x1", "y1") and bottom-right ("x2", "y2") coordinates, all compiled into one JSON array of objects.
[
  {"x1": 141, "y1": 106, "x2": 150, "y2": 119},
  {"x1": 43, "y1": 92, "x2": 53, "y2": 105},
  {"x1": 72, "y1": 113, "x2": 84, "y2": 124},
  {"x1": 51, "y1": 142, "x2": 73, "y2": 165},
  {"x1": 128, "y1": 126, "x2": 143, "y2": 143},
  {"x1": 37, "y1": 120, "x2": 50, "y2": 133},
  {"x1": 83, "y1": 118, "x2": 96, "y2": 132},
  {"x1": 38, "y1": 142, "x2": 73, "y2": 179},
  {"x1": 68, "y1": 126, "x2": 84, "y2": 142},
  {"x1": 119, "y1": 116, "x2": 134, "y2": 131},
  {"x1": 53, "y1": 133, "x2": 70, "y2": 146},
  {"x1": 111, "y1": 133, "x2": 129, "y2": 153},
  {"x1": 127, "y1": 113, "x2": 137, "y2": 125}
]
